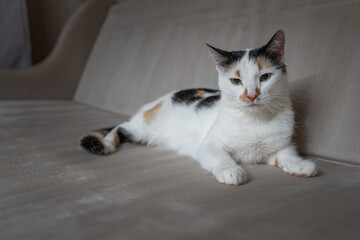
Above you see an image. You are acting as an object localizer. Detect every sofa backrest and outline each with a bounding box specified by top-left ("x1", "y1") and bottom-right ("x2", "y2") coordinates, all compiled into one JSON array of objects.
[{"x1": 75, "y1": 0, "x2": 360, "y2": 165}]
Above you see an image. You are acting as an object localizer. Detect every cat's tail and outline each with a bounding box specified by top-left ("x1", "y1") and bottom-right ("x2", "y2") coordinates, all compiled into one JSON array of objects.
[{"x1": 80, "y1": 126, "x2": 133, "y2": 155}]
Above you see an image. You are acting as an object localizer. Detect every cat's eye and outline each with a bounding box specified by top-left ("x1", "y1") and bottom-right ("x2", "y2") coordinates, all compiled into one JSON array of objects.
[
  {"x1": 260, "y1": 73, "x2": 272, "y2": 82},
  {"x1": 230, "y1": 78, "x2": 242, "y2": 85}
]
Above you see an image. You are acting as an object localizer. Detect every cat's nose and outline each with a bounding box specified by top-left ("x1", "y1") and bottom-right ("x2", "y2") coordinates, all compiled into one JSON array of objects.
[{"x1": 247, "y1": 94, "x2": 258, "y2": 102}]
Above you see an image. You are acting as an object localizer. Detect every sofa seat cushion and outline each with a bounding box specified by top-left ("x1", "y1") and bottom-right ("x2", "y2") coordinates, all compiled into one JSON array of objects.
[{"x1": 1, "y1": 101, "x2": 360, "y2": 239}]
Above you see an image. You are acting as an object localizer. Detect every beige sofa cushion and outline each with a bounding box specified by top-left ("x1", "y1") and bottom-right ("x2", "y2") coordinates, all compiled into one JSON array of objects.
[
  {"x1": 75, "y1": 0, "x2": 360, "y2": 164},
  {"x1": 1, "y1": 101, "x2": 360, "y2": 239}
]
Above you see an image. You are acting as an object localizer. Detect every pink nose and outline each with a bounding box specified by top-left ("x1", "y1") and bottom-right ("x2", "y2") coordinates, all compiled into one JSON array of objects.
[{"x1": 247, "y1": 94, "x2": 258, "y2": 102}]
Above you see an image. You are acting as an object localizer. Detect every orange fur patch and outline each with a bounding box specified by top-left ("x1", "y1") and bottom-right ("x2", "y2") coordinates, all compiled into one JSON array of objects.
[
  {"x1": 88, "y1": 131, "x2": 105, "y2": 140},
  {"x1": 235, "y1": 70, "x2": 241, "y2": 78},
  {"x1": 194, "y1": 90, "x2": 206, "y2": 98},
  {"x1": 113, "y1": 132, "x2": 120, "y2": 146},
  {"x1": 274, "y1": 158, "x2": 279, "y2": 167},
  {"x1": 143, "y1": 101, "x2": 164, "y2": 125},
  {"x1": 256, "y1": 87, "x2": 261, "y2": 96},
  {"x1": 239, "y1": 88, "x2": 251, "y2": 103},
  {"x1": 255, "y1": 57, "x2": 272, "y2": 70}
]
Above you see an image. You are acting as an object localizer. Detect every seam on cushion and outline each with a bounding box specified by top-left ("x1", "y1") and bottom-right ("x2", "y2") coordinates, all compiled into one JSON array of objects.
[{"x1": 307, "y1": 155, "x2": 360, "y2": 170}]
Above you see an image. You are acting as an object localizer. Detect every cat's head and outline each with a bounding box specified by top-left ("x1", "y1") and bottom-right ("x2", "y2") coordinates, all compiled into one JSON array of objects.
[{"x1": 207, "y1": 30, "x2": 288, "y2": 113}]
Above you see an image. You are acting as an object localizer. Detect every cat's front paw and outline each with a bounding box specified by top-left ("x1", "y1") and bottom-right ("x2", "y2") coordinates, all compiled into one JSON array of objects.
[
  {"x1": 213, "y1": 165, "x2": 247, "y2": 185},
  {"x1": 283, "y1": 160, "x2": 317, "y2": 177}
]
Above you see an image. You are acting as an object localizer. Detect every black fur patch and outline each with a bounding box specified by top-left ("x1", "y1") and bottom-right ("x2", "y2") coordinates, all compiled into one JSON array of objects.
[
  {"x1": 230, "y1": 50, "x2": 246, "y2": 63},
  {"x1": 248, "y1": 30, "x2": 286, "y2": 73},
  {"x1": 196, "y1": 94, "x2": 221, "y2": 110},
  {"x1": 248, "y1": 47, "x2": 286, "y2": 74},
  {"x1": 116, "y1": 127, "x2": 134, "y2": 143},
  {"x1": 207, "y1": 44, "x2": 246, "y2": 72},
  {"x1": 80, "y1": 135, "x2": 104, "y2": 154},
  {"x1": 172, "y1": 88, "x2": 220, "y2": 105}
]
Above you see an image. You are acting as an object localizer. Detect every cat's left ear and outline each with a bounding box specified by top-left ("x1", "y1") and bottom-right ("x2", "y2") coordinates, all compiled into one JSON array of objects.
[
  {"x1": 206, "y1": 44, "x2": 233, "y2": 72},
  {"x1": 264, "y1": 30, "x2": 285, "y2": 62}
]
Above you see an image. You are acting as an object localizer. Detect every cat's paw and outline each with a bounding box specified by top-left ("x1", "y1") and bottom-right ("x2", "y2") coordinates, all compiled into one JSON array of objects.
[
  {"x1": 80, "y1": 135, "x2": 105, "y2": 154},
  {"x1": 101, "y1": 139, "x2": 116, "y2": 154},
  {"x1": 213, "y1": 165, "x2": 247, "y2": 185},
  {"x1": 283, "y1": 160, "x2": 317, "y2": 177}
]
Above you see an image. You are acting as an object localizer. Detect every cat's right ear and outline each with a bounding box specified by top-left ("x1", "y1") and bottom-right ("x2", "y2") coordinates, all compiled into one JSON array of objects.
[
  {"x1": 263, "y1": 30, "x2": 285, "y2": 62},
  {"x1": 207, "y1": 44, "x2": 233, "y2": 72}
]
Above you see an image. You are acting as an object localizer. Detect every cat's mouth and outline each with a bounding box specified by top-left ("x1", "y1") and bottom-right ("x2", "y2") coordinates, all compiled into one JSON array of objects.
[{"x1": 247, "y1": 102, "x2": 262, "y2": 107}]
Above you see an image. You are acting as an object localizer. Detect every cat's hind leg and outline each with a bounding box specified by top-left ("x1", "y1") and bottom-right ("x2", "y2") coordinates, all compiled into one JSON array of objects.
[
  {"x1": 267, "y1": 145, "x2": 317, "y2": 177},
  {"x1": 80, "y1": 125, "x2": 133, "y2": 155}
]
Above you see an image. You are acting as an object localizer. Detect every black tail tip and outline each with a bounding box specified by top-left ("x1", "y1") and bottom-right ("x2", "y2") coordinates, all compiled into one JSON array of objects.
[{"x1": 80, "y1": 135, "x2": 104, "y2": 154}]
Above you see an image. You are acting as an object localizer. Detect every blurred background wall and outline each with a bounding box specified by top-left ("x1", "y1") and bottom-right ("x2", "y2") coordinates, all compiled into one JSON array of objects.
[
  {"x1": 26, "y1": 0, "x2": 89, "y2": 64},
  {"x1": 0, "y1": 0, "x2": 31, "y2": 68}
]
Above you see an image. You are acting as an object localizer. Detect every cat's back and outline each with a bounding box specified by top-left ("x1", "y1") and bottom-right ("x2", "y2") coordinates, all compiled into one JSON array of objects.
[
  {"x1": 137, "y1": 88, "x2": 221, "y2": 116},
  {"x1": 171, "y1": 88, "x2": 221, "y2": 111},
  {"x1": 126, "y1": 88, "x2": 222, "y2": 157}
]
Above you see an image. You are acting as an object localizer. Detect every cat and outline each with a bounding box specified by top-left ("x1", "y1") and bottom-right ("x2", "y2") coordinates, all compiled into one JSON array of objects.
[{"x1": 80, "y1": 30, "x2": 317, "y2": 185}]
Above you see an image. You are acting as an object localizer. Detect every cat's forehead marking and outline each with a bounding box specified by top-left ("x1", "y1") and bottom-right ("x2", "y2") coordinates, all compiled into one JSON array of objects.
[
  {"x1": 235, "y1": 70, "x2": 240, "y2": 78},
  {"x1": 248, "y1": 47, "x2": 287, "y2": 73},
  {"x1": 255, "y1": 57, "x2": 272, "y2": 71},
  {"x1": 235, "y1": 50, "x2": 258, "y2": 77},
  {"x1": 222, "y1": 50, "x2": 247, "y2": 73}
]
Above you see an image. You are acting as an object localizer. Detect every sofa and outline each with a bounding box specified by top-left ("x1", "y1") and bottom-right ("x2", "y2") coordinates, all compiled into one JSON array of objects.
[{"x1": 1, "y1": 0, "x2": 359, "y2": 239}]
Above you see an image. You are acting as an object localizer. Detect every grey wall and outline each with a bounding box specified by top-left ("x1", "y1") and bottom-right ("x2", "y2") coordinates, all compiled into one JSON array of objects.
[
  {"x1": 26, "y1": 0, "x2": 87, "y2": 64},
  {"x1": 0, "y1": 0, "x2": 31, "y2": 68},
  {"x1": 0, "y1": 0, "x2": 114, "y2": 100}
]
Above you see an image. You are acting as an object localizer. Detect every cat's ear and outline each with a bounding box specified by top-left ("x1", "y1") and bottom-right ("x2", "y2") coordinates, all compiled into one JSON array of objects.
[
  {"x1": 207, "y1": 44, "x2": 233, "y2": 72},
  {"x1": 264, "y1": 30, "x2": 285, "y2": 62}
]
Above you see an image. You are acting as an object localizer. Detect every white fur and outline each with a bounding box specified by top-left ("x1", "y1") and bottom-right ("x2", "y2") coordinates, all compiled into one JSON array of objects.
[{"x1": 103, "y1": 50, "x2": 317, "y2": 185}]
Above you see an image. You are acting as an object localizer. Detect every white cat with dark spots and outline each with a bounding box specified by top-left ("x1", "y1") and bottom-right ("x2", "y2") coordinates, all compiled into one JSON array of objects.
[{"x1": 80, "y1": 30, "x2": 317, "y2": 185}]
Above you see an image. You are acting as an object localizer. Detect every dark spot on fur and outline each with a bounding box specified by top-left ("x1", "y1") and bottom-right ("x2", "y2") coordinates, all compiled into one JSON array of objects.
[
  {"x1": 207, "y1": 44, "x2": 246, "y2": 72},
  {"x1": 172, "y1": 88, "x2": 220, "y2": 105},
  {"x1": 248, "y1": 30, "x2": 286, "y2": 73},
  {"x1": 230, "y1": 51, "x2": 246, "y2": 62},
  {"x1": 116, "y1": 127, "x2": 135, "y2": 143},
  {"x1": 196, "y1": 94, "x2": 221, "y2": 110},
  {"x1": 80, "y1": 135, "x2": 104, "y2": 154},
  {"x1": 249, "y1": 48, "x2": 286, "y2": 73}
]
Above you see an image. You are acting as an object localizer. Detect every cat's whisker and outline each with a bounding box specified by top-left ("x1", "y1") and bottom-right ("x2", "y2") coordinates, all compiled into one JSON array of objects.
[{"x1": 265, "y1": 101, "x2": 282, "y2": 113}]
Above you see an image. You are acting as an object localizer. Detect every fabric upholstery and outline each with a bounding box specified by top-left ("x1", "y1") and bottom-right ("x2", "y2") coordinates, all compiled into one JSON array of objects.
[
  {"x1": 1, "y1": 101, "x2": 360, "y2": 240},
  {"x1": 75, "y1": 0, "x2": 360, "y2": 165}
]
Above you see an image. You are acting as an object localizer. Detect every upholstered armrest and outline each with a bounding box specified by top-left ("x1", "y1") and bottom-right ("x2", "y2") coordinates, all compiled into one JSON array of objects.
[{"x1": 0, "y1": 0, "x2": 114, "y2": 100}]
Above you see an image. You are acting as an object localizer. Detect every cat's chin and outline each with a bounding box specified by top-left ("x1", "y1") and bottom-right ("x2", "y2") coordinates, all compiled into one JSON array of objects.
[
  {"x1": 238, "y1": 103, "x2": 266, "y2": 113},
  {"x1": 247, "y1": 103, "x2": 262, "y2": 107},
  {"x1": 244, "y1": 103, "x2": 263, "y2": 110}
]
